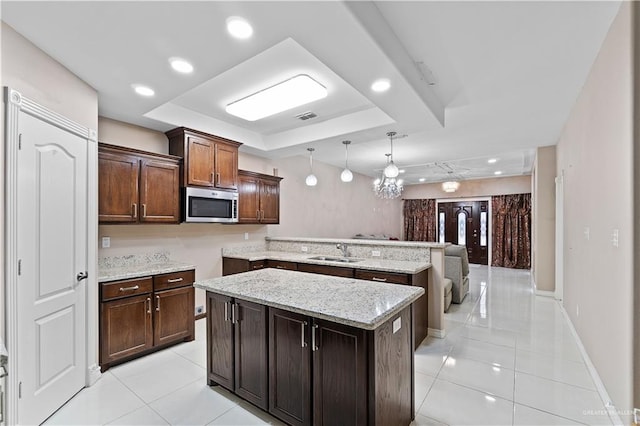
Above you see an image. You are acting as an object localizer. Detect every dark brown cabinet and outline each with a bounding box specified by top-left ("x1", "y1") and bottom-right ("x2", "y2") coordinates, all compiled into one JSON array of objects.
[
  {"x1": 208, "y1": 291, "x2": 414, "y2": 426},
  {"x1": 222, "y1": 258, "x2": 265, "y2": 276},
  {"x1": 266, "y1": 260, "x2": 298, "y2": 271},
  {"x1": 98, "y1": 143, "x2": 180, "y2": 224},
  {"x1": 238, "y1": 170, "x2": 283, "y2": 224},
  {"x1": 166, "y1": 127, "x2": 241, "y2": 190},
  {"x1": 99, "y1": 270, "x2": 195, "y2": 370},
  {"x1": 206, "y1": 293, "x2": 268, "y2": 410},
  {"x1": 297, "y1": 263, "x2": 354, "y2": 278}
]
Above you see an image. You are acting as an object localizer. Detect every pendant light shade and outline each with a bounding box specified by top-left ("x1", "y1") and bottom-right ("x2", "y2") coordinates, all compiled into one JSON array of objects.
[
  {"x1": 305, "y1": 148, "x2": 317, "y2": 186},
  {"x1": 383, "y1": 131, "x2": 399, "y2": 178},
  {"x1": 340, "y1": 140, "x2": 353, "y2": 182}
]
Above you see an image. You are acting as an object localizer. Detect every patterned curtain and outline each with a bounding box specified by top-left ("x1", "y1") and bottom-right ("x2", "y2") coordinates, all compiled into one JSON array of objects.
[
  {"x1": 491, "y1": 193, "x2": 531, "y2": 269},
  {"x1": 404, "y1": 199, "x2": 437, "y2": 241}
]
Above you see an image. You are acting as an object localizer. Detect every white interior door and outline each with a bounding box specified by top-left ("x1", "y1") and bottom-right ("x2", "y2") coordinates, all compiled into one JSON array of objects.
[{"x1": 16, "y1": 112, "x2": 88, "y2": 425}]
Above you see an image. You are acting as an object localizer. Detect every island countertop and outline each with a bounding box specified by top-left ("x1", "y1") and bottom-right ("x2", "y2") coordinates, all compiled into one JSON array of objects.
[{"x1": 194, "y1": 268, "x2": 424, "y2": 330}]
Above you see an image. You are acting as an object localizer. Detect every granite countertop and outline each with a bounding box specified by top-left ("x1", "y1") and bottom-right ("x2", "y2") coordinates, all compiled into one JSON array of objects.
[
  {"x1": 223, "y1": 250, "x2": 431, "y2": 274},
  {"x1": 99, "y1": 260, "x2": 196, "y2": 282},
  {"x1": 266, "y1": 236, "x2": 448, "y2": 249},
  {"x1": 194, "y1": 268, "x2": 424, "y2": 330}
]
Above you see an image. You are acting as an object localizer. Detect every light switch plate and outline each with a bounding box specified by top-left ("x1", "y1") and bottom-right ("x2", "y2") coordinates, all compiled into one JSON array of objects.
[
  {"x1": 372, "y1": 250, "x2": 381, "y2": 257},
  {"x1": 101, "y1": 237, "x2": 110, "y2": 248},
  {"x1": 393, "y1": 317, "x2": 401, "y2": 334},
  {"x1": 301, "y1": 246, "x2": 308, "y2": 252},
  {"x1": 244, "y1": 232, "x2": 249, "y2": 240}
]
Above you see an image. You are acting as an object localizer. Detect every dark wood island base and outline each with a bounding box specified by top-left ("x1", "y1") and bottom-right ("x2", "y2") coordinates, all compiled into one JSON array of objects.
[{"x1": 206, "y1": 291, "x2": 416, "y2": 426}]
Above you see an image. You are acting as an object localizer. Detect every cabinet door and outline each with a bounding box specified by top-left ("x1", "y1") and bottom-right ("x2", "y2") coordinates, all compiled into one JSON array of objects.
[
  {"x1": 187, "y1": 135, "x2": 215, "y2": 187},
  {"x1": 98, "y1": 151, "x2": 139, "y2": 222},
  {"x1": 207, "y1": 292, "x2": 234, "y2": 391},
  {"x1": 269, "y1": 308, "x2": 311, "y2": 426},
  {"x1": 313, "y1": 319, "x2": 368, "y2": 426},
  {"x1": 237, "y1": 173, "x2": 260, "y2": 223},
  {"x1": 139, "y1": 158, "x2": 180, "y2": 223},
  {"x1": 100, "y1": 293, "x2": 153, "y2": 366},
  {"x1": 259, "y1": 180, "x2": 280, "y2": 224},
  {"x1": 214, "y1": 142, "x2": 238, "y2": 190},
  {"x1": 234, "y1": 299, "x2": 268, "y2": 410},
  {"x1": 266, "y1": 260, "x2": 298, "y2": 271},
  {"x1": 153, "y1": 286, "x2": 195, "y2": 347},
  {"x1": 297, "y1": 263, "x2": 354, "y2": 278}
]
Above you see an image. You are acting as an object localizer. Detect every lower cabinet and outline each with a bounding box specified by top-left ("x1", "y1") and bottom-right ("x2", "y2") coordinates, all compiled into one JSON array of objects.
[
  {"x1": 208, "y1": 292, "x2": 412, "y2": 426},
  {"x1": 100, "y1": 270, "x2": 195, "y2": 370},
  {"x1": 207, "y1": 293, "x2": 268, "y2": 410}
]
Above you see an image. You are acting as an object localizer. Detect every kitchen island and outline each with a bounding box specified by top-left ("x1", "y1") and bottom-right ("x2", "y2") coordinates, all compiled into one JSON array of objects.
[{"x1": 194, "y1": 268, "x2": 424, "y2": 426}]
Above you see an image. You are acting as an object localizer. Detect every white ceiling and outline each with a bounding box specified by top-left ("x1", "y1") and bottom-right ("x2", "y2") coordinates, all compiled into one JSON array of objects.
[{"x1": 1, "y1": 1, "x2": 621, "y2": 184}]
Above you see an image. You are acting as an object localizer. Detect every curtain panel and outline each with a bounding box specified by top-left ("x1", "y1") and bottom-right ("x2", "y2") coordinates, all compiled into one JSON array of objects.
[
  {"x1": 403, "y1": 199, "x2": 437, "y2": 241},
  {"x1": 491, "y1": 193, "x2": 531, "y2": 269}
]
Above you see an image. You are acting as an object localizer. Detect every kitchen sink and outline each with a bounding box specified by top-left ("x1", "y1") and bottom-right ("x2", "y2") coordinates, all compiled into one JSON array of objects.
[{"x1": 308, "y1": 256, "x2": 363, "y2": 263}]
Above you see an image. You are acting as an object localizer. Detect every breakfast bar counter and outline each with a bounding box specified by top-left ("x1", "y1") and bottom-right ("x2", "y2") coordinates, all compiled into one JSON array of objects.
[{"x1": 195, "y1": 268, "x2": 423, "y2": 425}]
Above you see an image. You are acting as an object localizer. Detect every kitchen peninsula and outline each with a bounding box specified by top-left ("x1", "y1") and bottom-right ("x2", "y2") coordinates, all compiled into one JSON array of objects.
[{"x1": 194, "y1": 268, "x2": 424, "y2": 425}]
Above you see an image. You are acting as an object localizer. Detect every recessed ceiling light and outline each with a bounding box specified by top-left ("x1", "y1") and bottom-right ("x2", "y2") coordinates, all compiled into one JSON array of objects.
[
  {"x1": 170, "y1": 58, "x2": 194, "y2": 74},
  {"x1": 399, "y1": 169, "x2": 405, "y2": 174},
  {"x1": 132, "y1": 84, "x2": 155, "y2": 97},
  {"x1": 226, "y1": 16, "x2": 253, "y2": 39},
  {"x1": 488, "y1": 158, "x2": 497, "y2": 164},
  {"x1": 371, "y1": 79, "x2": 391, "y2": 92},
  {"x1": 419, "y1": 178, "x2": 426, "y2": 182},
  {"x1": 494, "y1": 170, "x2": 502, "y2": 175},
  {"x1": 226, "y1": 74, "x2": 327, "y2": 121}
]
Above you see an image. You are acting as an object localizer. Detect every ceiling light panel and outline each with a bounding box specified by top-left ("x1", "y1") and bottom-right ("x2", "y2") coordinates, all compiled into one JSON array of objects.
[
  {"x1": 226, "y1": 74, "x2": 328, "y2": 121},
  {"x1": 170, "y1": 58, "x2": 194, "y2": 74},
  {"x1": 132, "y1": 84, "x2": 154, "y2": 97},
  {"x1": 371, "y1": 78, "x2": 391, "y2": 92}
]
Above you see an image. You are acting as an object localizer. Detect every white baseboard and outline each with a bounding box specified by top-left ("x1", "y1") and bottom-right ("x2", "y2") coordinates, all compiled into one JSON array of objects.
[
  {"x1": 559, "y1": 304, "x2": 624, "y2": 426},
  {"x1": 535, "y1": 289, "x2": 556, "y2": 297},
  {"x1": 87, "y1": 364, "x2": 102, "y2": 386},
  {"x1": 428, "y1": 328, "x2": 446, "y2": 339}
]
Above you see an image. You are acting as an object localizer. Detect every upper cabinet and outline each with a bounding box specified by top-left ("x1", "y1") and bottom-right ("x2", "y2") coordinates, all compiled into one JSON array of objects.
[
  {"x1": 238, "y1": 170, "x2": 283, "y2": 224},
  {"x1": 98, "y1": 143, "x2": 181, "y2": 224},
  {"x1": 166, "y1": 127, "x2": 241, "y2": 190}
]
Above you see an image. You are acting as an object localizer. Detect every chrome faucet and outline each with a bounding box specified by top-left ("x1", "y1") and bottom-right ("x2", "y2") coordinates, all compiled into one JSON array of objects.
[{"x1": 336, "y1": 243, "x2": 348, "y2": 257}]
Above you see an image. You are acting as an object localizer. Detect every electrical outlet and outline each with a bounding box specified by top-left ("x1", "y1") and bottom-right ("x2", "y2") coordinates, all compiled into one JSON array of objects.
[
  {"x1": 101, "y1": 237, "x2": 110, "y2": 248},
  {"x1": 392, "y1": 317, "x2": 402, "y2": 333},
  {"x1": 195, "y1": 305, "x2": 204, "y2": 315},
  {"x1": 372, "y1": 250, "x2": 381, "y2": 257},
  {"x1": 576, "y1": 304, "x2": 579, "y2": 317},
  {"x1": 244, "y1": 232, "x2": 249, "y2": 240},
  {"x1": 612, "y1": 229, "x2": 619, "y2": 247},
  {"x1": 301, "y1": 246, "x2": 308, "y2": 252},
  {"x1": 583, "y1": 227, "x2": 590, "y2": 241}
]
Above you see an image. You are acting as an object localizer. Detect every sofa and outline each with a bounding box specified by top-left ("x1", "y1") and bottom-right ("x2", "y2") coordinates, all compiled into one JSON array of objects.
[{"x1": 444, "y1": 244, "x2": 470, "y2": 304}]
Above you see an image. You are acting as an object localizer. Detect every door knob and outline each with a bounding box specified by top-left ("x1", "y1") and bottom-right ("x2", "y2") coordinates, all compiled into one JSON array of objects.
[{"x1": 76, "y1": 271, "x2": 88, "y2": 282}]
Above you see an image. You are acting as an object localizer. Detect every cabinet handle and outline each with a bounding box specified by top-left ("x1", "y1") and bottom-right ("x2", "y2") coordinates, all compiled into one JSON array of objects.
[
  {"x1": 211, "y1": 172, "x2": 215, "y2": 184},
  {"x1": 256, "y1": 210, "x2": 260, "y2": 220},
  {"x1": 216, "y1": 173, "x2": 221, "y2": 185},
  {"x1": 276, "y1": 265, "x2": 286, "y2": 269},
  {"x1": 119, "y1": 285, "x2": 140, "y2": 292},
  {"x1": 311, "y1": 323, "x2": 319, "y2": 351},
  {"x1": 142, "y1": 204, "x2": 147, "y2": 218},
  {"x1": 261, "y1": 210, "x2": 264, "y2": 220},
  {"x1": 224, "y1": 301, "x2": 229, "y2": 321},
  {"x1": 372, "y1": 277, "x2": 387, "y2": 282},
  {"x1": 231, "y1": 303, "x2": 236, "y2": 324},
  {"x1": 156, "y1": 295, "x2": 160, "y2": 312},
  {"x1": 146, "y1": 297, "x2": 151, "y2": 314},
  {"x1": 167, "y1": 277, "x2": 183, "y2": 283},
  {"x1": 132, "y1": 203, "x2": 137, "y2": 218},
  {"x1": 301, "y1": 321, "x2": 308, "y2": 348}
]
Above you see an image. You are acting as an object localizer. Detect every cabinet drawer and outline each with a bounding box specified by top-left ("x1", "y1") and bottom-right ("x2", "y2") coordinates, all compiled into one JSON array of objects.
[
  {"x1": 154, "y1": 270, "x2": 195, "y2": 291},
  {"x1": 297, "y1": 263, "x2": 354, "y2": 278},
  {"x1": 354, "y1": 270, "x2": 409, "y2": 285},
  {"x1": 249, "y1": 260, "x2": 265, "y2": 271},
  {"x1": 266, "y1": 260, "x2": 298, "y2": 271},
  {"x1": 101, "y1": 277, "x2": 153, "y2": 301}
]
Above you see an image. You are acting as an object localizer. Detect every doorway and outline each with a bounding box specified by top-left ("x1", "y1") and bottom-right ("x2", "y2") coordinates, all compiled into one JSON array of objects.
[{"x1": 438, "y1": 200, "x2": 489, "y2": 265}]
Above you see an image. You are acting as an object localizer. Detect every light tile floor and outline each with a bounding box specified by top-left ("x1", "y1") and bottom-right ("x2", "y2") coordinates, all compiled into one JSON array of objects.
[{"x1": 45, "y1": 265, "x2": 613, "y2": 425}]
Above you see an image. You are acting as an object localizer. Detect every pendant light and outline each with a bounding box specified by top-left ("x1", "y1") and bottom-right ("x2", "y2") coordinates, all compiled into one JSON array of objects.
[
  {"x1": 305, "y1": 148, "x2": 317, "y2": 186},
  {"x1": 340, "y1": 140, "x2": 353, "y2": 182},
  {"x1": 383, "y1": 131, "x2": 399, "y2": 178}
]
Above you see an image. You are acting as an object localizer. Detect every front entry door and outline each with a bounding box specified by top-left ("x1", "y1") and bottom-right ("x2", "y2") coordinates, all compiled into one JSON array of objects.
[
  {"x1": 15, "y1": 108, "x2": 88, "y2": 424},
  {"x1": 438, "y1": 201, "x2": 489, "y2": 265}
]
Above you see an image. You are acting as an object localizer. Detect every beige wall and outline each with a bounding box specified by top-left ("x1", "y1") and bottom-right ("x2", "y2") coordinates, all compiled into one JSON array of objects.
[
  {"x1": 531, "y1": 146, "x2": 556, "y2": 292},
  {"x1": 1, "y1": 21, "x2": 99, "y2": 339},
  {"x1": 556, "y1": 2, "x2": 633, "y2": 418},
  {"x1": 402, "y1": 175, "x2": 531, "y2": 200},
  {"x1": 634, "y1": 1, "x2": 640, "y2": 413},
  {"x1": 97, "y1": 118, "x2": 403, "y2": 310}
]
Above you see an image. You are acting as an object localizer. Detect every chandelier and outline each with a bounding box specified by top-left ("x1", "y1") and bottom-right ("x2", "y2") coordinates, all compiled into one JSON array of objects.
[
  {"x1": 442, "y1": 181, "x2": 460, "y2": 192},
  {"x1": 373, "y1": 154, "x2": 404, "y2": 199}
]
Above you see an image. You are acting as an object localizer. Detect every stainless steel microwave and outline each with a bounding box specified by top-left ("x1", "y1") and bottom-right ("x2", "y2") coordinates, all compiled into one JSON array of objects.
[{"x1": 183, "y1": 186, "x2": 238, "y2": 223}]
